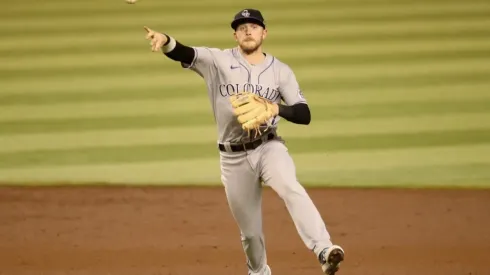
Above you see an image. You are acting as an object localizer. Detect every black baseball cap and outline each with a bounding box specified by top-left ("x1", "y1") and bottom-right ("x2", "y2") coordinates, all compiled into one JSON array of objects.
[{"x1": 231, "y1": 9, "x2": 266, "y2": 30}]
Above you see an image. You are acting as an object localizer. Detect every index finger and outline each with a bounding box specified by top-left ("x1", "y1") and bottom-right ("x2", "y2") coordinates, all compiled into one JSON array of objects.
[{"x1": 143, "y1": 26, "x2": 155, "y2": 39}]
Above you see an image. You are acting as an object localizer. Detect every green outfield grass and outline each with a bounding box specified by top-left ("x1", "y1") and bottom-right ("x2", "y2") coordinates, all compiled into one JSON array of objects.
[{"x1": 1, "y1": 0, "x2": 489, "y2": 187}]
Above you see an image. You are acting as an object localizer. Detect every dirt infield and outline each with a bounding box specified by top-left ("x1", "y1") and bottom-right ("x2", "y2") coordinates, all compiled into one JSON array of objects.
[{"x1": 0, "y1": 186, "x2": 489, "y2": 275}]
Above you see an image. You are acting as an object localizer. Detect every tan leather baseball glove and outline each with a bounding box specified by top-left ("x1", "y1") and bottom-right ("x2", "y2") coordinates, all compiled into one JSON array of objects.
[{"x1": 230, "y1": 91, "x2": 279, "y2": 138}]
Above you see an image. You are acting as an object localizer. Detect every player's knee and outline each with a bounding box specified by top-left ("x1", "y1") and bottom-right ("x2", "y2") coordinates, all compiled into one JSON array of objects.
[{"x1": 241, "y1": 231, "x2": 263, "y2": 241}]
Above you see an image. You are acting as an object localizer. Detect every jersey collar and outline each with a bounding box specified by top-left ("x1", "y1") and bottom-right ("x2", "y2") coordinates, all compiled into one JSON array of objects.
[{"x1": 233, "y1": 47, "x2": 273, "y2": 70}]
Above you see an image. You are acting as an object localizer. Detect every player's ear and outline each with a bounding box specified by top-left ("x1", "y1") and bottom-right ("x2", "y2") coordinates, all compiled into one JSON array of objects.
[
  {"x1": 262, "y1": 28, "x2": 268, "y2": 39},
  {"x1": 233, "y1": 31, "x2": 238, "y2": 41}
]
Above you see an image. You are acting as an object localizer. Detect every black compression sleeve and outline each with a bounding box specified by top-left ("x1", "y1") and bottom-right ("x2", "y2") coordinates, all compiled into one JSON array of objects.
[
  {"x1": 162, "y1": 34, "x2": 195, "y2": 65},
  {"x1": 278, "y1": 103, "x2": 311, "y2": 125}
]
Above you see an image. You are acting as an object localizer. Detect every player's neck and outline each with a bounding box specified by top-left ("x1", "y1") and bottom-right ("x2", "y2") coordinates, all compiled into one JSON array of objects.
[{"x1": 239, "y1": 47, "x2": 266, "y2": 65}]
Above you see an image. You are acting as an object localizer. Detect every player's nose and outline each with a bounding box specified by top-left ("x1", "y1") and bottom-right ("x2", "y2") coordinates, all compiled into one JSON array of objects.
[{"x1": 243, "y1": 27, "x2": 252, "y2": 35}]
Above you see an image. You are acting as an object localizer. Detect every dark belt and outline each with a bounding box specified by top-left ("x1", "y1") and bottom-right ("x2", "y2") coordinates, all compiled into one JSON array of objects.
[{"x1": 219, "y1": 133, "x2": 275, "y2": 152}]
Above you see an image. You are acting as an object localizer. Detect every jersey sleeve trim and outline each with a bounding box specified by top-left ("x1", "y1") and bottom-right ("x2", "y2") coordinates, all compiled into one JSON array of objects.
[{"x1": 162, "y1": 35, "x2": 177, "y2": 53}]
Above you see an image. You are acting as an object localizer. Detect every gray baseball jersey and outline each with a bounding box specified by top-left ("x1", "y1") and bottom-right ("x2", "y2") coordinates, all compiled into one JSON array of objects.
[{"x1": 181, "y1": 46, "x2": 307, "y2": 144}]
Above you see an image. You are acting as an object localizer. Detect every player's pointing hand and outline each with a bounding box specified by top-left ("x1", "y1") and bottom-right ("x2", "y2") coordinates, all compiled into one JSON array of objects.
[{"x1": 144, "y1": 26, "x2": 168, "y2": 52}]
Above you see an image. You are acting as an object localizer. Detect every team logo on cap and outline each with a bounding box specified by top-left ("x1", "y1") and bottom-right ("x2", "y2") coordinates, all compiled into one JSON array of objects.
[{"x1": 241, "y1": 9, "x2": 250, "y2": 17}]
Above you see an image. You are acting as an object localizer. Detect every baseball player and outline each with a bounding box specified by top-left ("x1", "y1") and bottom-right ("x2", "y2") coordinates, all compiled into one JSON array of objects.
[{"x1": 144, "y1": 8, "x2": 344, "y2": 275}]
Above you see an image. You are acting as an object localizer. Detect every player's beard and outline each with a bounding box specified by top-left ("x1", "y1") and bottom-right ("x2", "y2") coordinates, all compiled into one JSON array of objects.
[{"x1": 240, "y1": 38, "x2": 262, "y2": 55}]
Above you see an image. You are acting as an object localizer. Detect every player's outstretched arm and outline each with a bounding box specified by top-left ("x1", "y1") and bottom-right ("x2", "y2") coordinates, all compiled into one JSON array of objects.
[{"x1": 144, "y1": 26, "x2": 195, "y2": 65}]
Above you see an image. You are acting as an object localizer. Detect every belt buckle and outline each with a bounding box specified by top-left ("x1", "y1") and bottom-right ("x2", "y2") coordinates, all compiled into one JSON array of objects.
[{"x1": 239, "y1": 133, "x2": 271, "y2": 152}]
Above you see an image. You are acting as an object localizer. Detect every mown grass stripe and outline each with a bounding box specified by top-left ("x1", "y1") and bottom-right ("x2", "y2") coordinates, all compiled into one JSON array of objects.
[
  {"x1": 0, "y1": 97, "x2": 488, "y2": 123},
  {"x1": 1, "y1": 100, "x2": 488, "y2": 134},
  {"x1": 4, "y1": 62, "x2": 489, "y2": 89},
  {"x1": 4, "y1": 7, "x2": 489, "y2": 30},
  {"x1": 305, "y1": 85, "x2": 490, "y2": 106},
  {"x1": 297, "y1": 163, "x2": 490, "y2": 188},
  {"x1": 2, "y1": 158, "x2": 490, "y2": 188},
  {"x1": 0, "y1": 113, "x2": 213, "y2": 135},
  {"x1": 1, "y1": 71, "x2": 205, "y2": 94},
  {"x1": 0, "y1": 0, "x2": 337, "y2": 16},
  {"x1": 4, "y1": 14, "x2": 490, "y2": 33},
  {"x1": 282, "y1": 47, "x2": 490, "y2": 66},
  {"x1": 3, "y1": 35, "x2": 489, "y2": 61},
  {"x1": 0, "y1": 97, "x2": 211, "y2": 121},
  {"x1": 2, "y1": 0, "x2": 486, "y2": 13},
  {"x1": 3, "y1": 49, "x2": 490, "y2": 80},
  {"x1": 307, "y1": 100, "x2": 490, "y2": 120},
  {"x1": 3, "y1": 29, "x2": 489, "y2": 58},
  {"x1": 0, "y1": 157, "x2": 223, "y2": 186},
  {"x1": 4, "y1": 10, "x2": 489, "y2": 37},
  {"x1": 3, "y1": 0, "x2": 488, "y2": 19},
  {"x1": 2, "y1": 58, "x2": 489, "y2": 93},
  {"x1": 285, "y1": 129, "x2": 490, "y2": 155},
  {"x1": 0, "y1": 126, "x2": 216, "y2": 153},
  {"x1": 2, "y1": 70, "x2": 489, "y2": 99},
  {"x1": 0, "y1": 129, "x2": 488, "y2": 168},
  {"x1": 5, "y1": 40, "x2": 490, "y2": 71},
  {"x1": 293, "y1": 146, "x2": 490, "y2": 173},
  {"x1": 3, "y1": 19, "x2": 490, "y2": 51},
  {"x1": 293, "y1": 59, "x2": 490, "y2": 81},
  {"x1": 1, "y1": 113, "x2": 489, "y2": 153},
  {"x1": 314, "y1": 71, "x2": 490, "y2": 90},
  {"x1": 2, "y1": 81, "x2": 489, "y2": 107}
]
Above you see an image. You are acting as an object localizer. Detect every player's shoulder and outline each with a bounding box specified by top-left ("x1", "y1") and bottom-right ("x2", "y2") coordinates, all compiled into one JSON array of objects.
[
  {"x1": 267, "y1": 55, "x2": 292, "y2": 70},
  {"x1": 268, "y1": 55, "x2": 295, "y2": 77},
  {"x1": 194, "y1": 46, "x2": 235, "y2": 55}
]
